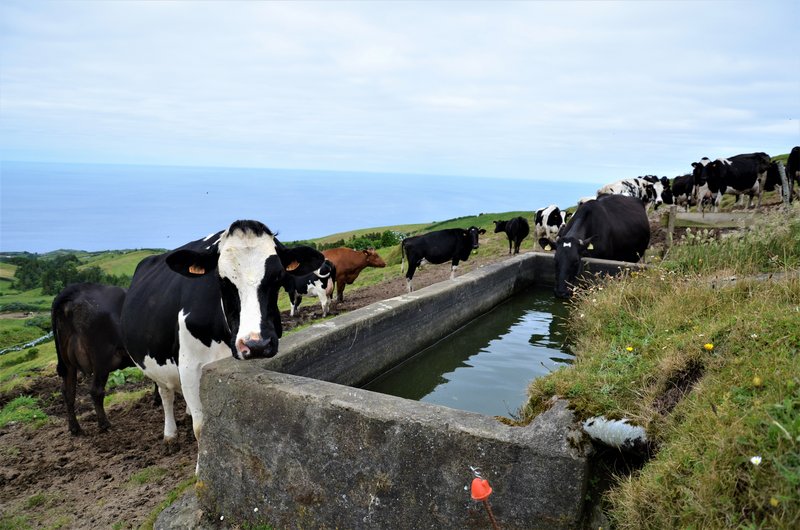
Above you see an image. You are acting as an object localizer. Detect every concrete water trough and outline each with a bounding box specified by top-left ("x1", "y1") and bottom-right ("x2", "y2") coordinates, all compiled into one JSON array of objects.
[{"x1": 160, "y1": 252, "x2": 643, "y2": 529}]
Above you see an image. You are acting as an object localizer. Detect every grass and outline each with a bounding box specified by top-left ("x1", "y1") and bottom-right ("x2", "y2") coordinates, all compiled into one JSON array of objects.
[
  {"x1": 0, "y1": 395, "x2": 49, "y2": 428},
  {"x1": 524, "y1": 203, "x2": 800, "y2": 529},
  {"x1": 138, "y1": 475, "x2": 197, "y2": 530},
  {"x1": 0, "y1": 341, "x2": 57, "y2": 394},
  {"x1": 128, "y1": 466, "x2": 169, "y2": 486}
]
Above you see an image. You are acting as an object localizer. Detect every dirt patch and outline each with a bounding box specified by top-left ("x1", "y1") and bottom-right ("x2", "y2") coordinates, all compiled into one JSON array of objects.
[
  {"x1": 652, "y1": 360, "x2": 705, "y2": 416},
  {"x1": 0, "y1": 250, "x2": 512, "y2": 528}
]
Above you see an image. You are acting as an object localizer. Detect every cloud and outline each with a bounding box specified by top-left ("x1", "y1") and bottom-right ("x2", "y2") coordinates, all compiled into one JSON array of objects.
[{"x1": 1, "y1": 0, "x2": 798, "y2": 180}]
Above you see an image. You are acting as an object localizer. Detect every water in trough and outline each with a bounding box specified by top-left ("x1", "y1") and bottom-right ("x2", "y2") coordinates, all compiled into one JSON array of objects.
[{"x1": 363, "y1": 286, "x2": 574, "y2": 417}]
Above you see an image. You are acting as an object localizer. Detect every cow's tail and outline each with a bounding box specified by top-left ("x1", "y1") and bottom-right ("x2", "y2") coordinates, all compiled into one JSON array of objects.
[{"x1": 400, "y1": 240, "x2": 406, "y2": 273}]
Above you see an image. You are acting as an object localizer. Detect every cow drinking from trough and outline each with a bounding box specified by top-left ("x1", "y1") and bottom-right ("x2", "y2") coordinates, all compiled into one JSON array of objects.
[
  {"x1": 282, "y1": 259, "x2": 336, "y2": 317},
  {"x1": 120, "y1": 220, "x2": 324, "y2": 455},
  {"x1": 401, "y1": 226, "x2": 486, "y2": 292},
  {"x1": 493, "y1": 216, "x2": 530, "y2": 254},
  {"x1": 538, "y1": 195, "x2": 650, "y2": 298},
  {"x1": 52, "y1": 283, "x2": 139, "y2": 435},
  {"x1": 321, "y1": 247, "x2": 386, "y2": 303}
]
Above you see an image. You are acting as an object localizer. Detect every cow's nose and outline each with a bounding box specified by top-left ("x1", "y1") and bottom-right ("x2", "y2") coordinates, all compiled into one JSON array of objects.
[{"x1": 236, "y1": 334, "x2": 278, "y2": 359}]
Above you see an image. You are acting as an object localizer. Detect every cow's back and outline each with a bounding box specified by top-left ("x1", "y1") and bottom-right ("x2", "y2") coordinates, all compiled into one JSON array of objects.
[
  {"x1": 322, "y1": 248, "x2": 364, "y2": 274},
  {"x1": 53, "y1": 283, "x2": 128, "y2": 374},
  {"x1": 570, "y1": 195, "x2": 650, "y2": 262}
]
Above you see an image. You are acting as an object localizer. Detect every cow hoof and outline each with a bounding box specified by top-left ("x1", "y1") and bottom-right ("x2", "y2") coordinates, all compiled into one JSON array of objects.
[
  {"x1": 98, "y1": 421, "x2": 112, "y2": 433},
  {"x1": 163, "y1": 437, "x2": 180, "y2": 455},
  {"x1": 69, "y1": 425, "x2": 84, "y2": 436}
]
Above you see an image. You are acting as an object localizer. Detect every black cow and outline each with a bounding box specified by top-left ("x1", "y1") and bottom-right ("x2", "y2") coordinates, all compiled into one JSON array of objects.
[
  {"x1": 283, "y1": 260, "x2": 336, "y2": 317},
  {"x1": 52, "y1": 283, "x2": 132, "y2": 435},
  {"x1": 493, "y1": 217, "x2": 530, "y2": 254},
  {"x1": 787, "y1": 146, "x2": 800, "y2": 202},
  {"x1": 401, "y1": 226, "x2": 486, "y2": 292},
  {"x1": 121, "y1": 220, "x2": 324, "y2": 454},
  {"x1": 672, "y1": 174, "x2": 695, "y2": 211},
  {"x1": 694, "y1": 152, "x2": 771, "y2": 212},
  {"x1": 538, "y1": 195, "x2": 650, "y2": 298}
]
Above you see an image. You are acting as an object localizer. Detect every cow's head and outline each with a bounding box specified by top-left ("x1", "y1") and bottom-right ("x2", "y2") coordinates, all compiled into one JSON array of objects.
[
  {"x1": 362, "y1": 249, "x2": 387, "y2": 268},
  {"x1": 165, "y1": 220, "x2": 324, "y2": 360},
  {"x1": 553, "y1": 236, "x2": 594, "y2": 298},
  {"x1": 467, "y1": 226, "x2": 486, "y2": 252},
  {"x1": 493, "y1": 220, "x2": 507, "y2": 233}
]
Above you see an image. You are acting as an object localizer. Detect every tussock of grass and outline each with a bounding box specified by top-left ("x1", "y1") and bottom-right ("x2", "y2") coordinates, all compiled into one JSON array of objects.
[
  {"x1": 0, "y1": 395, "x2": 49, "y2": 428},
  {"x1": 525, "y1": 205, "x2": 800, "y2": 529}
]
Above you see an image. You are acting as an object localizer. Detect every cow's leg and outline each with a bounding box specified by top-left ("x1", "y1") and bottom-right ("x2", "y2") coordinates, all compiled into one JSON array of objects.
[
  {"x1": 337, "y1": 281, "x2": 345, "y2": 302},
  {"x1": 318, "y1": 291, "x2": 329, "y2": 317},
  {"x1": 89, "y1": 369, "x2": 112, "y2": 432},
  {"x1": 157, "y1": 383, "x2": 179, "y2": 452},
  {"x1": 62, "y1": 364, "x2": 82, "y2": 435},
  {"x1": 507, "y1": 238, "x2": 512, "y2": 255},
  {"x1": 291, "y1": 294, "x2": 301, "y2": 316},
  {"x1": 450, "y1": 260, "x2": 459, "y2": 280},
  {"x1": 406, "y1": 263, "x2": 418, "y2": 292}
]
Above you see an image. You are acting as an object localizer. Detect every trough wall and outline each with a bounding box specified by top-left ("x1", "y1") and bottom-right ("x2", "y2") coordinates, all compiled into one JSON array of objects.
[{"x1": 178, "y1": 253, "x2": 642, "y2": 529}]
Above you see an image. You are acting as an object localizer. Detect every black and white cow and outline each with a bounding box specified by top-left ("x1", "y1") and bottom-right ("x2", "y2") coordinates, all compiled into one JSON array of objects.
[
  {"x1": 693, "y1": 152, "x2": 771, "y2": 212},
  {"x1": 534, "y1": 205, "x2": 568, "y2": 249},
  {"x1": 493, "y1": 216, "x2": 530, "y2": 254},
  {"x1": 52, "y1": 283, "x2": 134, "y2": 435},
  {"x1": 401, "y1": 226, "x2": 486, "y2": 292},
  {"x1": 282, "y1": 259, "x2": 336, "y2": 317},
  {"x1": 597, "y1": 176, "x2": 672, "y2": 211},
  {"x1": 538, "y1": 194, "x2": 650, "y2": 298},
  {"x1": 120, "y1": 220, "x2": 324, "y2": 453},
  {"x1": 671, "y1": 174, "x2": 695, "y2": 211},
  {"x1": 787, "y1": 146, "x2": 800, "y2": 202}
]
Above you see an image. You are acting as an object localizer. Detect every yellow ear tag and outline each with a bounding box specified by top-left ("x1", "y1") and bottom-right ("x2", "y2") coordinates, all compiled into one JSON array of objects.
[
  {"x1": 545, "y1": 244, "x2": 552, "y2": 251},
  {"x1": 587, "y1": 243, "x2": 594, "y2": 250},
  {"x1": 188, "y1": 265, "x2": 205, "y2": 275},
  {"x1": 286, "y1": 261, "x2": 300, "y2": 271}
]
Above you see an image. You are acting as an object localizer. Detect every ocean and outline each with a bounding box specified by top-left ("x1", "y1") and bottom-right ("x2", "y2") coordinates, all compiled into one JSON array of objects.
[{"x1": 1, "y1": 161, "x2": 597, "y2": 253}]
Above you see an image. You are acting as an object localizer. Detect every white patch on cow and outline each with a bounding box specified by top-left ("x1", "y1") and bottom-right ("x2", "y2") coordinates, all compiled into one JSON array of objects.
[
  {"x1": 177, "y1": 310, "x2": 230, "y2": 441},
  {"x1": 306, "y1": 279, "x2": 330, "y2": 316},
  {"x1": 562, "y1": 242, "x2": 572, "y2": 248},
  {"x1": 216, "y1": 228, "x2": 278, "y2": 353}
]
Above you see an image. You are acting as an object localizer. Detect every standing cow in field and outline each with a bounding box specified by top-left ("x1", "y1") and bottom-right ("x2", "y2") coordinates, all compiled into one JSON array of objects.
[
  {"x1": 493, "y1": 216, "x2": 530, "y2": 254},
  {"x1": 120, "y1": 220, "x2": 324, "y2": 456},
  {"x1": 283, "y1": 260, "x2": 336, "y2": 317},
  {"x1": 538, "y1": 195, "x2": 650, "y2": 298},
  {"x1": 787, "y1": 146, "x2": 800, "y2": 202},
  {"x1": 52, "y1": 283, "x2": 134, "y2": 435},
  {"x1": 597, "y1": 176, "x2": 672, "y2": 211},
  {"x1": 671, "y1": 174, "x2": 695, "y2": 211},
  {"x1": 401, "y1": 226, "x2": 486, "y2": 292},
  {"x1": 534, "y1": 205, "x2": 569, "y2": 249},
  {"x1": 693, "y1": 152, "x2": 771, "y2": 212},
  {"x1": 322, "y1": 247, "x2": 386, "y2": 303}
]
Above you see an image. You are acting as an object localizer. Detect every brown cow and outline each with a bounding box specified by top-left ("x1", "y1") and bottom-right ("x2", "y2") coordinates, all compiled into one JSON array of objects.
[{"x1": 322, "y1": 247, "x2": 386, "y2": 302}]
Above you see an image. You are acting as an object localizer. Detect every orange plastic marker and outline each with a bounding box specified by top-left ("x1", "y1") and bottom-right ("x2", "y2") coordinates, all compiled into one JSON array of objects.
[{"x1": 469, "y1": 467, "x2": 500, "y2": 529}]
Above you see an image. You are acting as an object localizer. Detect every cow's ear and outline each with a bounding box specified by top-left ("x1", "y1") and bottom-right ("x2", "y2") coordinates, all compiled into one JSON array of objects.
[
  {"x1": 580, "y1": 237, "x2": 595, "y2": 253},
  {"x1": 277, "y1": 243, "x2": 324, "y2": 276},
  {"x1": 479, "y1": 228, "x2": 486, "y2": 234},
  {"x1": 538, "y1": 237, "x2": 554, "y2": 251},
  {"x1": 166, "y1": 249, "x2": 219, "y2": 278}
]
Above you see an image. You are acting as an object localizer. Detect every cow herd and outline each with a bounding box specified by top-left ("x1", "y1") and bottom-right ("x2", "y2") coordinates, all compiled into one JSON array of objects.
[{"x1": 51, "y1": 147, "x2": 798, "y2": 475}]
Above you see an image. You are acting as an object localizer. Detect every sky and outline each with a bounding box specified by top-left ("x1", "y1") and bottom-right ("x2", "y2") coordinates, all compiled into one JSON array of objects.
[{"x1": 1, "y1": 0, "x2": 798, "y2": 185}]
